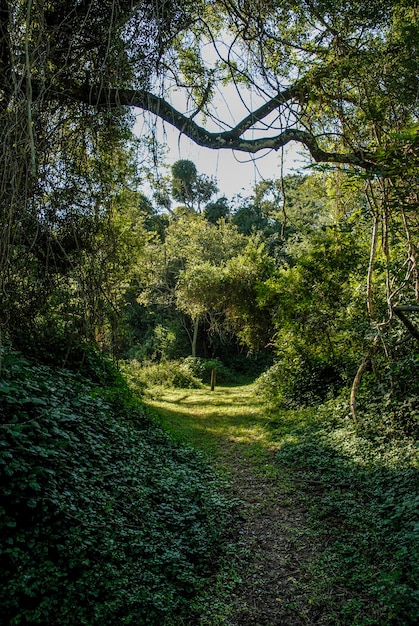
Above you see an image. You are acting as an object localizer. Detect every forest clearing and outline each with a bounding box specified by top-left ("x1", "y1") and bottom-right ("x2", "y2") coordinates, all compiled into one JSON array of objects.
[{"x1": 1, "y1": 1, "x2": 419, "y2": 624}]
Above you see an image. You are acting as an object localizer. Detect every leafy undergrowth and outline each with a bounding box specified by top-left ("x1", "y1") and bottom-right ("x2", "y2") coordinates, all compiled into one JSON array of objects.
[
  {"x1": 0, "y1": 348, "x2": 233, "y2": 625},
  {"x1": 266, "y1": 397, "x2": 419, "y2": 625},
  {"x1": 121, "y1": 358, "x2": 204, "y2": 395},
  {"x1": 147, "y1": 384, "x2": 419, "y2": 625},
  {"x1": 121, "y1": 357, "x2": 248, "y2": 399}
]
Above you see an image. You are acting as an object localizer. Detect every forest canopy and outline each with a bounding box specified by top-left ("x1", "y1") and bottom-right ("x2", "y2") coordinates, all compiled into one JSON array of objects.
[
  {"x1": 1, "y1": 1, "x2": 417, "y2": 163},
  {"x1": 0, "y1": 0, "x2": 418, "y2": 385}
]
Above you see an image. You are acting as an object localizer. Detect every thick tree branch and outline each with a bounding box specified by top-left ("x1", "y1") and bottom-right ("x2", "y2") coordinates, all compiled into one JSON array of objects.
[
  {"x1": 228, "y1": 82, "x2": 303, "y2": 137},
  {"x1": 47, "y1": 81, "x2": 374, "y2": 168},
  {"x1": 393, "y1": 306, "x2": 419, "y2": 342}
]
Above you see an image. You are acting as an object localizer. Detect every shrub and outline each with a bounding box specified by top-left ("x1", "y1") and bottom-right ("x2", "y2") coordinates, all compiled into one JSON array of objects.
[
  {"x1": 255, "y1": 355, "x2": 344, "y2": 408},
  {"x1": 180, "y1": 356, "x2": 234, "y2": 385},
  {"x1": 265, "y1": 394, "x2": 419, "y2": 624},
  {"x1": 121, "y1": 359, "x2": 204, "y2": 393},
  {"x1": 0, "y1": 348, "x2": 232, "y2": 625},
  {"x1": 221, "y1": 352, "x2": 274, "y2": 379},
  {"x1": 9, "y1": 324, "x2": 121, "y2": 387}
]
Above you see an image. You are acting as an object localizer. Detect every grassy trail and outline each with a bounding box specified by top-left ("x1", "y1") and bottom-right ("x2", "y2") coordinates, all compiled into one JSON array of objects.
[
  {"x1": 145, "y1": 384, "x2": 321, "y2": 625},
  {"x1": 145, "y1": 384, "x2": 279, "y2": 465}
]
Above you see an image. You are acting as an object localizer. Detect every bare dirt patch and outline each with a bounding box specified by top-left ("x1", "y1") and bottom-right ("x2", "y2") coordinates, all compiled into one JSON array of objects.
[{"x1": 217, "y1": 446, "x2": 323, "y2": 626}]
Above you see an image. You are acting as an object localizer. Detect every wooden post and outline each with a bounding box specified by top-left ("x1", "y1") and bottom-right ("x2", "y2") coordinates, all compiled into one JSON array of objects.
[{"x1": 210, "y1": 368, "x2": 217, "y2": 391}]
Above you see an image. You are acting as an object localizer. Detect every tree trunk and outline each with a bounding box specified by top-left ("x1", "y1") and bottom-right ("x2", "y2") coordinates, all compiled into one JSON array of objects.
[
  {"x1": 367, "y1": 213, "x2": 379, "y2": 318},
  {"x1": 350, "y1": 334, "x2": 381, "y2": 424},
  {"x1": 191, "y1": 316, "x2": 199, "y2": 357}
]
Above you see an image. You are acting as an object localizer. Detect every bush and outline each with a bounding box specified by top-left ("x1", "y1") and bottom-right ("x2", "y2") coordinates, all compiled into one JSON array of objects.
[
  {"x1": 0, "y1": 347, "x2": 232, "y2": 625},
  {"x1": 265, "y1": 394, "x2": 419, "y2": 624},
  {"x1": 221, "y1": 352, "x2": 274, "y2": 379},
  {"x1": 386, "y1": 350, "x2": 419, "y2": 400},
  {"x1": 121, "y1": 359, "x2": 204, "y2": 393},
  {"x1": 9, "y1": 324, "x2": 121, "y2": 387},
  {"x1": 255, "y1": 355, "x2": 345, "y2": 408},
  {"x1": 180, "y1": 356, "x2": 234, "y2": 384},
  {"x1": 122, "y1": 356, "x2": 254, "y2": 394}
]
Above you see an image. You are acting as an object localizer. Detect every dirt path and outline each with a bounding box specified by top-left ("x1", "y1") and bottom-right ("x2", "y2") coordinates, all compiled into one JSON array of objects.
[
  {"x1": 146, "y1": 385, "x2": 323, "y2": 625},
  {"x1": 213, "y1": 445, "x2": 323, "y2": 626}
]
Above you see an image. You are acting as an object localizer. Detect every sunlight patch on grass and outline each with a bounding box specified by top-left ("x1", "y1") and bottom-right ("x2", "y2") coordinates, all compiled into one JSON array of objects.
[
  {"x1": 145, "y1": 383, "x2": 419, "y2": 625},
  {"x1": 145, "y1": 385, "x2": 284, "y2": 461}
]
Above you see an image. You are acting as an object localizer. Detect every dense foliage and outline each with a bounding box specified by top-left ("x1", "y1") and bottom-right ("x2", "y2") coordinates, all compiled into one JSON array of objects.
[
  {"x1": 265, "y1": 395, "x2": 419, "y2": 624},
  {"x1": 0, "y1": 347, "x2": 233, "y2": 625},
  {"x1": 122, "y1": 356, "x2": 240, "y2": 397},
  {"x1": 0, "y1": 1, "x2": 418, "y2": 623}
]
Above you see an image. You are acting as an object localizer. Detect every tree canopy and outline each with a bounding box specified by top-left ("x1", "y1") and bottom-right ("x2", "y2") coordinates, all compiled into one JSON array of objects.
[
  {"x1": 1, "y1": 1, "x2": 417, "y2": 166},
  {"x1": 1, "y1": 0, "x2": 418, "y2": 371}
]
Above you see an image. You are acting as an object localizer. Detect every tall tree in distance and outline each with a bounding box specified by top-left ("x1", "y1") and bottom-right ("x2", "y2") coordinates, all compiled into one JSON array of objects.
[
  {"x1": 171, "y1": 160, "x2": 218, "y2": 213},
  {"x1": 137, "y1": 210, "x2": 248, "y2": 357}
]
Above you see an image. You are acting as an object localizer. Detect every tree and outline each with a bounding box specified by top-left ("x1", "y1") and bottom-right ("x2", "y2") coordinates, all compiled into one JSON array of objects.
[
  {"x1": 204, "y1": 197, "x2": 230, "y2": 224},
  {"x1": 176, "y1": 237, "x2": 275, "y2": 353},
  {"x1": 136, "y1": 212, "x2": 255, "y2": 357},
  {"x1": 2, "y1": 0, "x2": 418, "y2": 380},
  {"x1": 255, "y1": 175, "x2": 372, "y2": 406},
  {"x1": 171, "y1": 159, "x2": 218, "y2": 212},
  {"x1": 0, "y1": 0, "x2": 190, "y2": 344},
  {"x1": 3, "y1": 2, "x2": 416, "y2": 172}
]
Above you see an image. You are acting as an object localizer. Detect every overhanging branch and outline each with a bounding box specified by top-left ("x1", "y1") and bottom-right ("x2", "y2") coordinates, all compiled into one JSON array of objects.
[
  {"x1": 393, "y1": 306, "x2": 419, "y2": 342},
  {"x1": 48, "y1": 81, "x2": 374, "y2": 169}
]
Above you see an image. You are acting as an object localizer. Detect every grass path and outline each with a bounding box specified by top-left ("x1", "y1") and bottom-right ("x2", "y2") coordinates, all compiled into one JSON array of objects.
[{"x1": 145, "y1": 384, "x2": 323, "y2": 625}]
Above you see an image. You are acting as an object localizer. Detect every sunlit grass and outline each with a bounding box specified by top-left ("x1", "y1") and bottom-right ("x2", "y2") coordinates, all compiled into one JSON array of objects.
[
  {"x1": 145, "y1": 383, "x2": 298, "y2": 622},
  {"x1": 145, "y1": 384, "x2": 283, "y2": 467}
]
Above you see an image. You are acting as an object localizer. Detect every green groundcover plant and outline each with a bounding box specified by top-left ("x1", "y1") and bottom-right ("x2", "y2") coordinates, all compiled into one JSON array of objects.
[
  {"x1": 0, "y1": 348, "x2": 233, "y2": 625},
  {"x1": 266, "y1": 393, "x2": 419, "y2": 624}
]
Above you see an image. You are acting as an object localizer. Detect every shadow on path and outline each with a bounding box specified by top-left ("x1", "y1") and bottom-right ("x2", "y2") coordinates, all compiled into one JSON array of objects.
[{"x1": 145, "y1": 386, "x2": 324, "y2": 625}]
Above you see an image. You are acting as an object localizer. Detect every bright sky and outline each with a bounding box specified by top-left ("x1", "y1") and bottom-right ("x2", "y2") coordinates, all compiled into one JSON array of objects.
[{"x1": 134, "y1": 79, "x2": 311, "y2": 201}]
